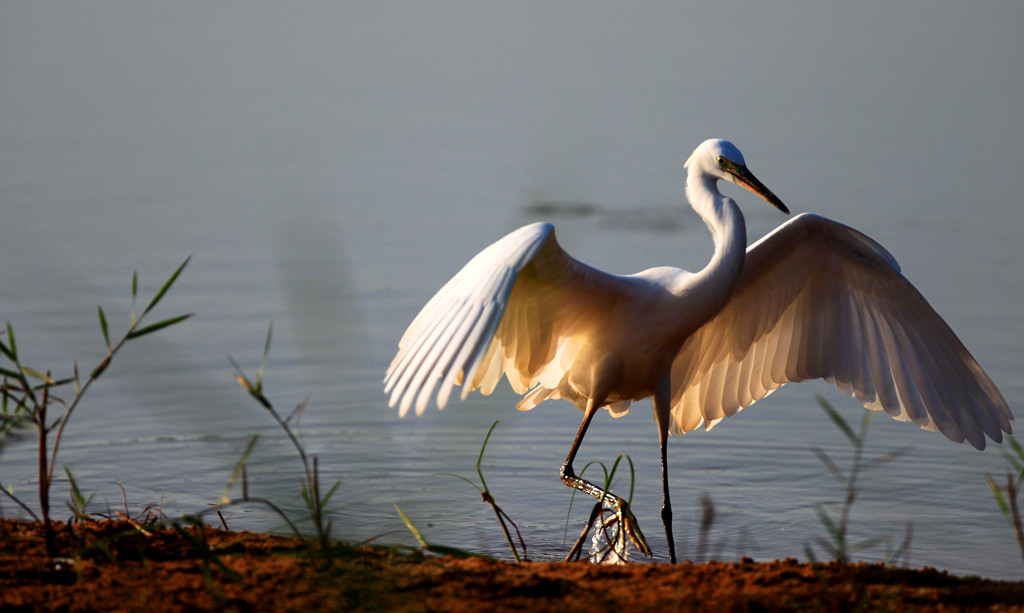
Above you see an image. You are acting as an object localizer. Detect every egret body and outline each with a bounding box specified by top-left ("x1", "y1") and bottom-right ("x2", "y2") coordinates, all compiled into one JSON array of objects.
[{"x1": 384, "y1": 139, "x2": 1013, "y2": 562}]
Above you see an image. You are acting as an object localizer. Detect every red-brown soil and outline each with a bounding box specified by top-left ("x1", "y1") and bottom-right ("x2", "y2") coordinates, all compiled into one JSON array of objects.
[{"x1": 1, "y1": 518, "x2": 1022, "y2": 612}]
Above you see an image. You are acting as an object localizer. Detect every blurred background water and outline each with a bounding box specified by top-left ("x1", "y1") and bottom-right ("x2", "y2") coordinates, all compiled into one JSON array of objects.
[{"x1": 1, "y1": 2, "x2": 1022, "y2": 579}]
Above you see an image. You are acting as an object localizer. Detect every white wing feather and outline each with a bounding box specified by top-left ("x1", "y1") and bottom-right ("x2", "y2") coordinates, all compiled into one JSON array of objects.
[
  {"x1": 384, "y1": 223, "x2": 550, "y2": 416},
  {"x1": 668, "y1": 213, "x2": 1012, "y2": 449},
  {"x1": 384, "y1": 222, "x2": 631, "y2": 416}
]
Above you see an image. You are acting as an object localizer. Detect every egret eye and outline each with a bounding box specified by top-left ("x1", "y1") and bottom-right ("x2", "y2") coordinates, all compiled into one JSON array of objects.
[{"x1": 715, "y1": 155, "x2": 726, "y2": 167}]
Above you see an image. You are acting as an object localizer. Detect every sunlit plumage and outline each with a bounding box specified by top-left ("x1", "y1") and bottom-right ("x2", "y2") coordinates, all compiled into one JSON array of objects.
[{"x1": 384, "y1": 138, "x2": 1014, "y2": 562}]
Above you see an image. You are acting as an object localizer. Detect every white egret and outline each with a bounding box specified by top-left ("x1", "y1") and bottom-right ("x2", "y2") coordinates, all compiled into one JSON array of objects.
[{"x1": 384, "y1": 138, "x2": 1013, "y2": 563}]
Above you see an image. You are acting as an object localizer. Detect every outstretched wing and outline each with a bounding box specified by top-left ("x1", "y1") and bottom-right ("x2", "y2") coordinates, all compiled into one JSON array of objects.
[
  {"x1": 669, "y1": 213, "x2": 1013, "y2": 449},
  {"x1": 384, "y1": 222, "x2": 629, "y2": 417}
]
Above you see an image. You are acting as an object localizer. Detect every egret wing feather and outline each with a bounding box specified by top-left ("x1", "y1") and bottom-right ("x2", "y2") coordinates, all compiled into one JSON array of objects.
[
  {"x1": 385, "y1": 221, "x2": 636, "y2": 416},
  {"x1": 385, "y1": 223, "x2": 551, "y2": 415},
  {"x1": 669, "y1": 213, "x2": 1012, "y2": 449}
]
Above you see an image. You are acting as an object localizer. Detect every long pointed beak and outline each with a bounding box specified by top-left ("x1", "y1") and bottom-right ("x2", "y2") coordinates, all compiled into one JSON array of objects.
[{"x1": 730, "y1": 166, "x2": 789, "y2": 214}]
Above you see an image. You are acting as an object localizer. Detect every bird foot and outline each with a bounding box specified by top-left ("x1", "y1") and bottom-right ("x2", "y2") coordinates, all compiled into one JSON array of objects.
[
  {"x1": 617, "y1": 500, "x2": 652, "y2": 557},
  {"x1": 563, "y1": 500, "x2": 652, "y2": 563}
]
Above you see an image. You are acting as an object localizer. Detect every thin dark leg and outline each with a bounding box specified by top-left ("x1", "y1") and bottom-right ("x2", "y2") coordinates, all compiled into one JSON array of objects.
[
  {"x1": 653, "y1": 376, "x2": 677, "y2": 563},
  {"x1": 561, "y1": 400, "x2": 651, "y2": 559},
  {"x1": 659, "y1": 434, "x2": 677, "y2": 563},
  {"x1": 559, "y1": 402, "x2": 615, "y2": 504}
]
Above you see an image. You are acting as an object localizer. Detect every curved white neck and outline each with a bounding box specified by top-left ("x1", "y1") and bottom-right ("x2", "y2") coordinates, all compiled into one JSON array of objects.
[{"x1": 683, "y1": 173, "x2": 747, "y2": 320}]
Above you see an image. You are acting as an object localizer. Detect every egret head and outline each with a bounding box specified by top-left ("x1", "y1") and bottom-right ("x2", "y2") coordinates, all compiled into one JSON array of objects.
[{"x1": 686, "y1": 139, "x2": 789, "y2": 214}]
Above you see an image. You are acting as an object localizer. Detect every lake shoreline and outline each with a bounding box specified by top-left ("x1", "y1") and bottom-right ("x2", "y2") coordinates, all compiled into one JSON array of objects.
[{"x1": 2, "y1": 518, "x2": 1022, "y2": 612}]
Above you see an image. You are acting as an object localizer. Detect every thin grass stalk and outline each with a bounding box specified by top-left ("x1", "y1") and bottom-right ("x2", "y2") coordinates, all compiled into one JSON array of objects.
[
  {"x1": 566, "y1": 502, "x2": 604, "y2": 562},
  {"x1": 835, "y1": 416, "x2": 868, "y2": 562},
  {"x1": 393, "y1": 501, "x2": 482, "y2": 558},
  {"x1": 37, "y1": 381, "x2": 55, "y2": 557},
  {"x1": 809, "y1": 398, "x2": 910, "y2": 565},
  {"x1": 311, "y1": 456, "x2": 330, "y2": 550},
  {"x1": 475, "y1": 420, "x2": 524, "y2": 562},
  {"x1": 0, "y1": 482, "x2": 39, "y2": 521},
  {"x1": 1008, "y1": 472, "x2": 1024, "y2": 564},
  {"x1": 478, "y1": 490, "x2": 521, "y2": 563},
  {"x1": 49, "y1": 338, "x2": 133, "y2": 489},
  {"x1": 0, "y1": 258, "x2": 191, "y2": 558},
  {"x1": 46, "y1": 258, "x2": 192, "y2": 494},
  {"x1": 433, "y1": 421, "x2": 526, "y2": 562},
  {"x1": 695, "y1": 492, "x2": 715, "y2": 562},
  {"x1": 237, "y1": 496, "x2": 304, "y2": 538},
  {"x1": 229, "y1": 327, "x2": 338, "y2": 561},
  {"x1": 269, "y1": 402, "x2": 333, "y2": 549}
]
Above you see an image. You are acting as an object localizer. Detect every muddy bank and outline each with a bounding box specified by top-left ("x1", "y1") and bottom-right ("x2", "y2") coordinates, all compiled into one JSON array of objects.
[{"x1": 1, "y1": 518, "x2": 1022, "y2": 612}]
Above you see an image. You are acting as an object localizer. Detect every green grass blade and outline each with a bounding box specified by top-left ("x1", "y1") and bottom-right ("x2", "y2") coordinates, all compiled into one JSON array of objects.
[
  {"x1": 812, "y1": 504, "x2": 840, "y2": 542},
  {"x1": 20, "y1": 367, "x2": 55, "y2": 384},
  {"x1": 131, "y1": 271, "x2": 139, "y2": 325},
  {"x1": 231, "y1": 363, "x2": 272, "y2": 409},
  {"x1": 816, "y1": 396, "x2": 857, "y2": 446},
  {"x1": 850, "y1": 535, "x2": 888, "y2": 554},
  {"x1": 862, "y1": 446, "x2": 911, "y2": 472},
  {"x1": 226, "y1": 354, "x2": 248, "y2": 385},
  {"x1": 321, "y1": 480, "x2": 341, "y2": 507},
  {"x1": 1005, "y1": 437, "x2": 1024, "y2": 475},
  {"x1": 64, "y1": 466, "x2": 94, "y2": 515},
  {"x1": 393, "y1": 502, "x2": 429, "y2": 548},
  {"x1": 811, "y1": 446, "x2": 845, "y2": 483},
  {"x1": 435, "y1": 472, "x2": 483, "y2": 491},
  {"x1": 219, "y1": 434, "x2": 259, "y2": 505},
  {"x1": 0, "y1": 390, "x2": 32, "y2": 416},
  {"x1": 1008, "y1": 436, "x2": 1024, "y2": 460},
  {"x1": 97, "y1": 306, "x2": 111, "y2": 348},
  {"x1": 580, "y1": 460, "x2": 611, "y2": 492},
  {"x1": 476, "y1": 420, "x2": 500, "y2": 492},
  {"x1": 284, "y1": 398, "x2": 307, "y2": 425},
  {"x1": 803, "y1": 544, "x2": 818, "y2": 563},
  {"x1": 1004, "y1": 452, "x2": 1024, "y2": 476},
  {"x1": 986, "y1": 474, "x2": 1012, "y2": 518},
  {"x1": 887, "y1": 521, "x2": 913, "y2": 565},
  {"x1": 608, "y1": 453, "x2": 637, "y2": 503},
  {"x1": 810, "y1": 535, "x2": 839, "y2": 560},
  {"x1": 126, "y1": 313, "x2": 193, "y2": 339},
  {"x1": 393, "y1": 503, "x2": 481, "y2": 558},
  {"x1": 0, "y1": 338, "x2": 15, "y2": 363},
  {"x1": 0, "y1": 480, "x2": 39, "y2": 522},
  {"x1": 32, "y1": 376, "x2": 74, "y2": 390},
  {"x1": 141, "y1": 255, "x2": 192, "y2": 318},
  {"x1": 256, "y1": 322, "x2": 273, "y2": 388},
  {"x1": 65, "y1": 466, "x2": 83, "y2": 503},
  {"x1": 5, "y1": 323, "x2": 17, "y2": 361}
]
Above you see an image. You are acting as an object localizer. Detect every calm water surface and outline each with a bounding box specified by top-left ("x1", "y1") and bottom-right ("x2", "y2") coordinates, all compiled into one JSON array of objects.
[{"x1": 1, "y1": 3, "x2": 1022, "y2": 579}]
